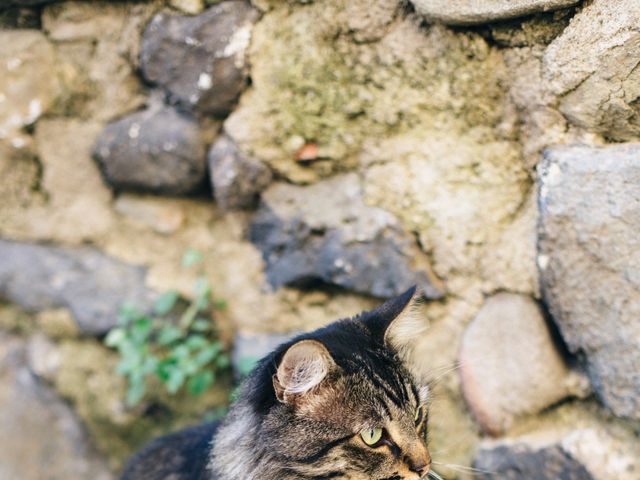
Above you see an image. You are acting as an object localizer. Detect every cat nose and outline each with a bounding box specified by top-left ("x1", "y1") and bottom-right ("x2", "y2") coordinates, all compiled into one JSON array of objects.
[
  {"x1": 404, "y1": 447, "x2": 431, "y2": 477},
  {"x1": 409, "y1": 462, "x2": 429, "y2": 477},
  {"x1": 405, "y1": 456, "x2": 430, "y2": 477}
]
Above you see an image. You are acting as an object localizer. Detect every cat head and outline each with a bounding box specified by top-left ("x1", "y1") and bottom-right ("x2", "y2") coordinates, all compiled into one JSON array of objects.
[{"x1": 247, "y1": 286, "x2": 432, "y2": 479}]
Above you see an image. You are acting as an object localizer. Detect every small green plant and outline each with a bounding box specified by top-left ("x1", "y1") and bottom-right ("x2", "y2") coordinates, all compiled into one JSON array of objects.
[{"x1": 105, "y1": 249, "x2": 230, "y2": 407}]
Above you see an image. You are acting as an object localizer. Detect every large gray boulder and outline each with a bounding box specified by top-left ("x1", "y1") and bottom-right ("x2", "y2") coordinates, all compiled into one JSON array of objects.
[
  {"x1": 459, "y1": 293, "x2": 589, "y2": 435},
  {"x1": 93, "y1": 106, "x2": 206, "y2": 195},
  {"x1": 140, "y1": 1, "x2": 259, "y2": 117},
  {"x1": 0, "y1": 240, "x2": 156, "y2": 335},
  {"x1": 249, "y1": 174, "x2": 443, "y2": 299},
  {"x1": 538, "y1": 144, "x2": 640, "y2": 420},
  {"x1": 0, "y1": 332, "x2": 113, "y2": 480},
  {"x1": 543, "y1": 0, "x2": 640, "y2": 141},
  {"x1": 411, "y1": 0, "x2": 578, "y2": 26}
]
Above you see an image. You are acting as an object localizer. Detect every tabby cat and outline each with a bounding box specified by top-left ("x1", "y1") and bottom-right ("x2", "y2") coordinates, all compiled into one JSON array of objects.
[{"x1": 122, "y1": 286, "x2": 440, "y2": 480}]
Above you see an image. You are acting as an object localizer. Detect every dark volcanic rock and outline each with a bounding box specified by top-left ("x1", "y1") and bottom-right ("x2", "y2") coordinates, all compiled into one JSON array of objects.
[
  {"x1": 140, "y1": 1, "x2": 259, "y2": 117},
  {"x1": 208, "y1": 134, "x2": 272, "y2": 210},
  {"x1": 537, "y1": 144, "x2": 640, "y2": 420},
  {"x1": 93, "y1": 106, "x2": 206, "y2": 195},
  {"x1": 0, "y1": 332, "x2": 113, "y2": 480},
  {"x1": 250, "y1": 174, "x2": 443, "y2": 299},
  {"x1": 0, "y1": 239, "x2": 156, "y2": 335},
  {"x1": 0, "y1": 7, "x2": 40, "y2": 29},
  {"x1": 474, "y1": 443, "x2": 594, "y2": 480}
]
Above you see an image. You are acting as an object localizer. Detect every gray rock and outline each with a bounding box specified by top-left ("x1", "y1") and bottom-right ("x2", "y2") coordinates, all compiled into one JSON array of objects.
[
  {"x1": 93, "y1": 106, "x2": 207, "y2": 195},
  {"x1": 208, "y1": 134, "x2": 272, "y2": 210},
  {"x1": 411, "y1": 0, "x2": 578, "y2": 26},
  {"x1": 459, "y1": 293, "x2": 589, "y2": 435},
  {"x1": 543, "y1": 0, "x2": 640, "y2": 141},
  {"x1": 474, "y1": 427, "x2": 639, "y2": 480},
  {"x1": 538, "y1": 144, "x2": 640, "y2": 420},
  {"x1": 0, "y1": 239, "x2": 156, "y2": 335},
  {"x1": 140, "y1": 1, "x2": 259, "y2": 117},
  {"x1": 474, "y1": 443, "x2": 594, "y2": 480},
  {"x1": 249, "y1": 174, "x2": 443, "y2": 299},
  {"x1": 0, "y1": 332, "x2": 113, "y2": 480}
]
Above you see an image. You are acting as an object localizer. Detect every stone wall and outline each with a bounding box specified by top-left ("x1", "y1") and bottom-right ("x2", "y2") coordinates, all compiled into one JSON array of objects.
[{"x1": 1, "y1": 0, "x2": 639, "y2": 478}]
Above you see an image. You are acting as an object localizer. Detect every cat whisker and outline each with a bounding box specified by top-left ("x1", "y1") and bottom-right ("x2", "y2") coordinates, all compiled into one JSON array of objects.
[
  {"x1": 432, "y1": 460, "x2": 493, "y2": 476},
  {"x1": 427, "y1": 469, "x2": 445, "y2": 480},
  {"x1": 426, "y1": 352, "x2": 504, "y2": 384}
]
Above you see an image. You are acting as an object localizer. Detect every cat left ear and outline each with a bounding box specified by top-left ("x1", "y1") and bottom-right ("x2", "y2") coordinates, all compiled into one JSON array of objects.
[
  {"x1": 364, "y1": 286, "x2": 426, "y2": 351},
  {"x1": 273, "y1": 339, "x2": 335, "y2": 405}
]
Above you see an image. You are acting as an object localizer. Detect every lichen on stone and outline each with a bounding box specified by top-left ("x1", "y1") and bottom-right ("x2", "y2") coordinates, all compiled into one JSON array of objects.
[{"x1": 226, "y1": 1, "x2": 510, "y2": 183}]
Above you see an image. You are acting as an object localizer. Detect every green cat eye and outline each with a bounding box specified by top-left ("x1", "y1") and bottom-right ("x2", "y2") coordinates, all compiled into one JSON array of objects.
[{"x1": 360, "y1": 427, "x2": 383, "y2": 446}]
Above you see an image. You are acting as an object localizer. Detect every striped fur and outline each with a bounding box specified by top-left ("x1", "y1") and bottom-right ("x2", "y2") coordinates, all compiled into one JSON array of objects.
[{"x1": 122, "y1": 287, "x2": 432, "y2": 480}]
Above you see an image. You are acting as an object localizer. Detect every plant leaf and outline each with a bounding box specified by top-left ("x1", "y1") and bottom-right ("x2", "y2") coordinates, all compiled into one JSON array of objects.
[
  {"x1": 154, "y1": 291, "x2": 179, "y2": 316},
  {"x1": 157, "y1": 325, "x2": 183, "y2": 346},
  {"x1": 166, "y1": 369, "x2": 185, "y2": 394},
  {"x1": 104, "y1": 328, "x2": 125, "y2": 347},
  {"x1": 187, "y1": 370, "x2": 214, "y2": 396}
]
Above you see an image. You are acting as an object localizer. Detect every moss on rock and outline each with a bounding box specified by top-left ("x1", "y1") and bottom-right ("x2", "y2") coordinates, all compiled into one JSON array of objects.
[{"x1": 226, "y1": 2, "x2": 509, "y2": 182}]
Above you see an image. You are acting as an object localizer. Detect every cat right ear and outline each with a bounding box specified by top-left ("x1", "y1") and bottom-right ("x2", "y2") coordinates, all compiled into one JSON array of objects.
[{"x1": 273, "y1": 340, "x2": 335, "y2": 405}]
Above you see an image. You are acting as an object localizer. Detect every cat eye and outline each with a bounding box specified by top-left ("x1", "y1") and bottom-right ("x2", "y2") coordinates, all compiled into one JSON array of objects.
[
  {"x1": 360, "y1": 427, "x2": 383, "y2": 446},
  {"x1": 414, "y1": 406, "x2": 424, "y2": 426}
]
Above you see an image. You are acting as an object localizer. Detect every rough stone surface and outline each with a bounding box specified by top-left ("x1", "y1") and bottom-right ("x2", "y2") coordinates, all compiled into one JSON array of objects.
[
  {"x1": 225, "y1": 5, "x2": 509, "y2": 183},
  {"x1": 94, "y1": 105, "x2": 207, "y2": 195},
  {"x1": 208, "y1": 134, "x2": 272, "y2": 210},
  {"x1": 42, "y1": 1, "x2": 160, "y2": 122},
  {"x1": 538, "y1": 144, "x2": 640, "y2": 420},
  {"x1": 0, "y1": 30, "x2": 60, "y2": 142},
  {"x1": 0, "y1": 239, "x2": 156, "y2": 335},
  {"x1": 169, "y1": 0, "x2": 205, "y2": 15},
  {"x1": 0, "y1": 332, "x2": 113, "y2": 480},
  {"x1": 475, "y1": 443, "x2": 594, "y2": 479},
  {"x1": 411, "y1": 0, "x2": 578, "y2": 25},
  {"x1": 361, "y1": 132, "x2": 533, "y2": 291},
  {"x1": 543, "y1": 0, "x2": 640, "y2": 141},
  {"x1": 114, "y1": 194, "x2": 186, "y2": 235},
  {"x1": 474, "y1": 427, "x2": 640, "y2": 480},
  {"x1": 140, "y1": 1, "x2": 258, "y2": 116},
  {"x1": 459, "y1": 293, "x2": 589, "y2": 435},
  {"x1": 1, "y1": 119, "x2": 116, "y2": 244},
  {"x1": 250, "y1": 174, "x2": 443, "y2": 299}
]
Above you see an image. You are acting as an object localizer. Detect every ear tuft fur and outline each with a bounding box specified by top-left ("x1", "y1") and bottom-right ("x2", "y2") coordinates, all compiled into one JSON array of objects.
[
  {"x1": 383, "y1": 289, "x2": 426, "y2": 352},
  {"x1": 274, "y1": 340, "x2": 334, "y2": 403}
]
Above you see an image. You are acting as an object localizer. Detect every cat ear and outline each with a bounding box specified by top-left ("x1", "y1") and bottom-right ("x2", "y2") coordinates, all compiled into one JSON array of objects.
[
  {"x1": 363, "y1": 286, "x2": 426, "y2": 352},
  {"x1": 273, "y1": 339, "x2": 335, "y2": 404}
]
